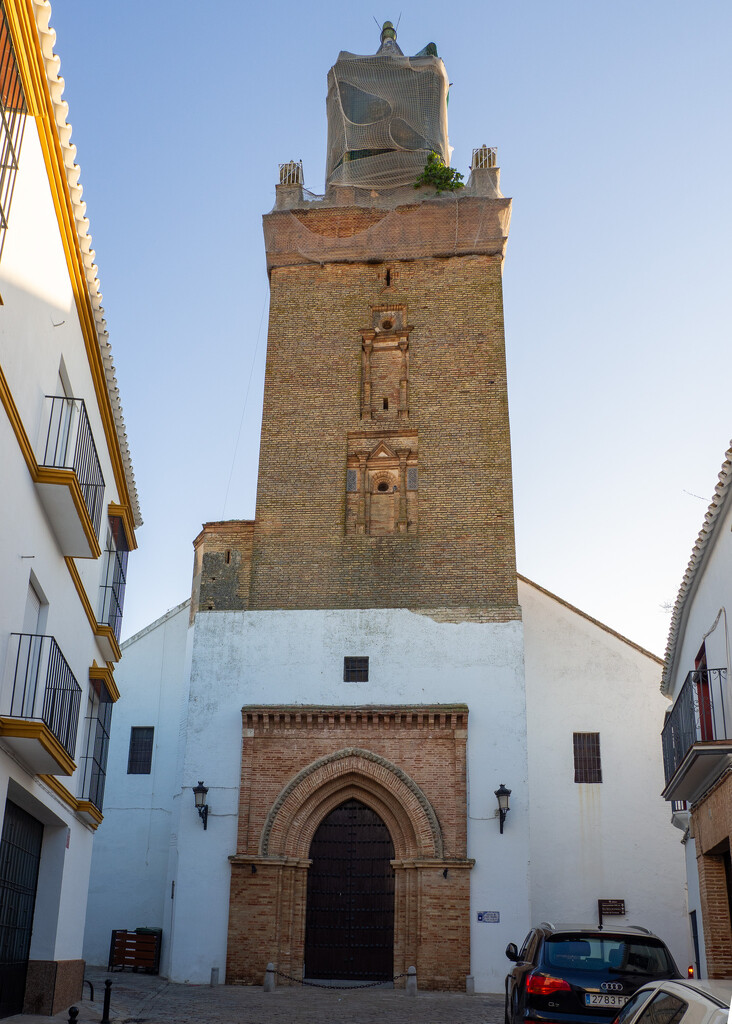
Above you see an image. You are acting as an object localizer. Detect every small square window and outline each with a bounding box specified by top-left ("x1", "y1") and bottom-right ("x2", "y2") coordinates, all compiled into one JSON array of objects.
[
  {"x1": 127, "y1": 727, "x2": 154, "y2": 774},
  {"x1": 344, "y1": 657, "x2": 369, "y2": 682},
  {"x1": 573, "y1": 732, "x2": 602, "y2": 783}
]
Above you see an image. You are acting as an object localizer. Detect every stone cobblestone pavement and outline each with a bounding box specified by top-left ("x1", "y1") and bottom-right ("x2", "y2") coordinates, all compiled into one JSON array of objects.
[{"x1": 6, "y1": 967, "x2": 506, "y2": 1024}]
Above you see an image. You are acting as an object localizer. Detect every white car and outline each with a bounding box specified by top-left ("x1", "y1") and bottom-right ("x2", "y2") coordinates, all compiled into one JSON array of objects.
[{"x1": 614, "y1": 979, "x2": 732, "y2": 1024}]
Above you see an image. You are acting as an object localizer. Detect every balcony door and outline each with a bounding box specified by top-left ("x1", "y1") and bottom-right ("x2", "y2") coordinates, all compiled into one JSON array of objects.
[
  {"x1": 695, "y1": 643, "x2": 714, "y2": 742},
  {"x1": 0, "y1": 800, "x2": 44, "y2": 1017},
  {"x1": 17, "y1": 584, "x2": 42, "y2": 718}
]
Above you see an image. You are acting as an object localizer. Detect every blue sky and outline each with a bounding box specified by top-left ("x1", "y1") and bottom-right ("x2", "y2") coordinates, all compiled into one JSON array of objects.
[{"x1": 49, "y1": 1, "x2": 732, "y2": 654}]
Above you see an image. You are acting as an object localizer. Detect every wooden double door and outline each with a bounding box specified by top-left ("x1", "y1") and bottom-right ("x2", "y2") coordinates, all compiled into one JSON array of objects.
[{"x1": 304, "y1": 799, "x2": 395, "y2": 981}]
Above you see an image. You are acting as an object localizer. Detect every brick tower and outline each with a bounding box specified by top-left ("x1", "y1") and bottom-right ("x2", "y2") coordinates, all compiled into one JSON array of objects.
[{"x1": 187, "y1": 24, "x2": 530, "y2": 993}]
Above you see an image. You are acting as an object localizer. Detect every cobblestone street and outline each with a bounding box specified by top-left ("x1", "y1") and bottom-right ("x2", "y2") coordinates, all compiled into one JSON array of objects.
[{"x1": 8, "y1": 967, "x2": 505, "y2": 1024}]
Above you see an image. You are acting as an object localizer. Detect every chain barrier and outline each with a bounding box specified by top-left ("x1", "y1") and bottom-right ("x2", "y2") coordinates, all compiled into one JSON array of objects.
[{"x1": 273, "y1": 969, "x2": 409, "y2": 990}]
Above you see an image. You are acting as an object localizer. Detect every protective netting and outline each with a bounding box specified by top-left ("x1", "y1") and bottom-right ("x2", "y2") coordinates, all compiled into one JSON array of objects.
[{"x1": 326, "y1": 46, "x2": 450, "y2": 190}]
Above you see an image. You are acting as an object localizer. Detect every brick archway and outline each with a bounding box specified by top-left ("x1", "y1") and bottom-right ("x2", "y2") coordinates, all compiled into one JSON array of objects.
[
  {"x1": 227, "y1": 706, "x2": 473, "y2": 990},
  {"x1": 260, "y1": 747, "x2": 443, "y2": 860}
]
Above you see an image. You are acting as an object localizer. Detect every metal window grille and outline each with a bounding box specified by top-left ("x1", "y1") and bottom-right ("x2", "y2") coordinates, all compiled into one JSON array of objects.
[
  {"x1": 0, "y1": 3, "x2": 27, "y2": 261},
  {"x1": 344, "y1": 657, "x2": 369, "y2": 682},
  {"x1": 346, "y1": 469, "x2": 358, "y2": 492},
  {"x1": 573, "y1": 732, "x2": 602, "y2": 783},
  {"x1": 406, "y1": 467, "x2": 418, "y2": 490},
  {"x1": 127, "y1": 726, "x2": 154, "y2": 774},
  {"x1": 41, "y1": 396, "x2": 105, "y2": 534},
  {"x1": 99, "y1": 517, "x2": 129, "y2": 641},
  {"x1": 80, "y1": 686, "x2": 113, "y2": 810}
]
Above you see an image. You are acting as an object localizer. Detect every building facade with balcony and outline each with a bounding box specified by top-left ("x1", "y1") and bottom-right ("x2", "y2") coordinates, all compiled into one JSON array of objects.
[
  {"x1": 0, "y1": 1, "x2": 140, "y2": 1016},
  {"x1": 662, "y1": 443, "x2": 732, "y2": 979}
]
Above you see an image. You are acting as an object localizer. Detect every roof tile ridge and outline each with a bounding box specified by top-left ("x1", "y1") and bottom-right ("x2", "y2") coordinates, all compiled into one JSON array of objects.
[
  {"x1": 33, "y1": 1, "x2": 142, "y2": 527},
  {"x1": 661, "y1": 441, "x2": 732, "y2": 693}
]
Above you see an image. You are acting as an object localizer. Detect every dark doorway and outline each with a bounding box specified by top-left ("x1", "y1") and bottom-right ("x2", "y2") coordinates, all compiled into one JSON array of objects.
[
  {"x1": 304, "y1": 798, "x2": 394, "y2": 981},
  {"x1": 0, "y1": 800, "x2": 44, "y2": 1018}
]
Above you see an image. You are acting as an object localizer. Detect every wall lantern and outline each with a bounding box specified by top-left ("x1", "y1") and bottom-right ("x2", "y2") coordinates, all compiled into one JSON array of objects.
[
  {"x1": 193, "y1": 781, "x2": 209, "y2": 830},
  {"x1": 494, "y1": 783, "x2": 511, "y2": 834}
]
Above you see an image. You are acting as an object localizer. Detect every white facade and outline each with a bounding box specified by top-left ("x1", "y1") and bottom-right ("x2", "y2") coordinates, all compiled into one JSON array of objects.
[
  {"x1": 661, "y1": 443, "x2": 732, "y2": 977},
  {"x1": 84, "y1": 576, "x2": 691, "y2": 991},
  {"x1": 0, "y1": 2, "x2": 139, "y2": 1015}
]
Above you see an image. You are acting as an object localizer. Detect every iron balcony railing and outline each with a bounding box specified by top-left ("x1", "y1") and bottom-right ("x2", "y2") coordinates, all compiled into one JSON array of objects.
[
  {"x1": 40, "y1": 395, "x2": 105, "y2": 536},
  {"x1": 661, "y1": 668, "x2": 729, "y2": 787},
  {"x1": 3, "y1": 633, "x2": 82, "y2": 759},
  {"x1": 80, "y1": 698, "x2": 112, "y2": 811}
]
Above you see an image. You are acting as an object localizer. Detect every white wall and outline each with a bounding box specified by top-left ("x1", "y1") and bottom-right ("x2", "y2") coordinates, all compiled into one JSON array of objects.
[
  {"x1": 168, "y1": 607, "x2": 530, "y2": 991},
  {"x1": 83, "y1": 601, "x2": 191, "y2": 968},
  {"x1": 520, "y1": 577, "x2": 691, "y2": 972},
  {"x1": 0, "y1": 114, "x2": 126, "y2": 969}
]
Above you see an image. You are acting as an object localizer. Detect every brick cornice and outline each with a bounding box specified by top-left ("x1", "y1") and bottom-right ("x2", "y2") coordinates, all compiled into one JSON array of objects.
[{"x1": 242, "y1": 704, "x2": 468, "y2": 732}]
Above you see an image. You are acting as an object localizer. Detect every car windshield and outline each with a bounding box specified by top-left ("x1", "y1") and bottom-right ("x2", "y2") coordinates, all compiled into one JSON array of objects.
[{"x1": 544, "y1": 935, "x2": 674, "y2": 976}]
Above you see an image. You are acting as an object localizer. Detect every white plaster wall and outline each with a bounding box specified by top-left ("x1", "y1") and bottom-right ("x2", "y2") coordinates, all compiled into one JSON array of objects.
[
  {"x1": 520, "y1": 578, "x2": 691, "y2": 972},
  {"x1": 83, "y1": 601, "x2": 192, "y2": 967},
  {"x1": 0, "y1": 118, "x2": 127, "y2": 967},
  {"x1": 167, "y1": 607, "x2": 530, "y2": 992}
]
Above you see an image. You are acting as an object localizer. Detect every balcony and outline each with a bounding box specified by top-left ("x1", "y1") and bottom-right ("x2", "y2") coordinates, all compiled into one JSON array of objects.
[
  {"x1": 661, "y1": 668, "x2": 732, "y2": 803},
  {"x1": 0, "y1": 634, "x2": 82, "y2": 775},
  {"x1": 35, "y1": 395, "x2": 105, "y2": 558},
  {"x1": 78, "y1": 696, "x2": 112, "y2": 820}
]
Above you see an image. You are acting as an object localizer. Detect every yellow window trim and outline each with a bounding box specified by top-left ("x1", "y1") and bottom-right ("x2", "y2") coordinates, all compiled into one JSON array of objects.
[
  {"x1": 3, "y1": 0, "x2": 136, "y2": 542},
  {"x1": 66, "y1": 557, "x2": 122, "y2": 662},
  {"x1": 38, "y1": 774, "x2": 103, "y2": 830},
  {"x1": 0, "y1": 718, "x2": 76, "y2": 776},
  {"x1": 90, "y1": 661, "x2": 120, "y2": 703}
]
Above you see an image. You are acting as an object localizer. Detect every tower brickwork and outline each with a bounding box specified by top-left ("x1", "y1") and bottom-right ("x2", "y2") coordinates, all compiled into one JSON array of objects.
[{"x1": 247, "y1": 188, "x2": 518, "y2": 618}]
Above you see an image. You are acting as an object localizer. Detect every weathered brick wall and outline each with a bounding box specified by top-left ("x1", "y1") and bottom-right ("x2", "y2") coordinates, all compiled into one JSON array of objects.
[
  {"x1": 190, "y1": 521, "x2": 254, "y2": 621},
  {"x1": 226, "y1": 705, "x2": 472, "y2": 990},
  {"x1": 691, "y1": 771, "x2": 732, "y2": 976},
  {"x1": 250, "y1": 223, "x2": 519, "y2": 616}
]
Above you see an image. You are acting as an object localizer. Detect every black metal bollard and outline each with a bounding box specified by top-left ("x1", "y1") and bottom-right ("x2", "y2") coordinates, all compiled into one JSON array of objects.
[
  {"x1": 67, "y1": 1008, "x2": 79, "y2": 1023},
  {"x1": 101, "y1": 978, "x2": 112, "y2": 1024}
]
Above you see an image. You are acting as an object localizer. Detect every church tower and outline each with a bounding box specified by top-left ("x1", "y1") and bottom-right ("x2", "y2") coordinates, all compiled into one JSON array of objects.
[{"x1": 187, "y1": 24, "x2": 530, "y2": 993}]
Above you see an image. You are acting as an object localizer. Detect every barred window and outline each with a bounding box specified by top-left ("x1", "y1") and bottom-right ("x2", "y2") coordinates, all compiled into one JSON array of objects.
[
  {"x1": 573, "y1": 732, "x2": 602, "y2": 783},
  {"x1": 99, "y1": 517, "x2": 129, "y2": 641},
  {"x1": 344, "y1": 657, "x2": 369, "y2": 682},
  {"x1": 0, "y1": 5, "x2": 27, "y2": 260},
  {"x1": 127, "y1": 727, "x2": 154, "y2": 774}
]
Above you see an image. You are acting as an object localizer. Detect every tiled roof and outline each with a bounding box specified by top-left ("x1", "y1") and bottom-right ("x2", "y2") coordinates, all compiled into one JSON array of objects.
[
  {"x1": 661, "y1": 443, "x2": 732, "y2": 694},
  {"x1": 35, "y1": 1, "x2": 141, "y2": 527}
]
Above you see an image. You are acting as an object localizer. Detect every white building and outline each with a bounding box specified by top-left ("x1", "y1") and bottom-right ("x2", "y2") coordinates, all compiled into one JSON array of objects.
[
  {"x1": 0, "y1": 1, "x2": 140, "y2": 1015},
  {"x1": 661, "y1": 442, "x2": 732, "y2": 979},
  {"x1": 84, "y1": 22, "x2": 690, "y2": 995}
]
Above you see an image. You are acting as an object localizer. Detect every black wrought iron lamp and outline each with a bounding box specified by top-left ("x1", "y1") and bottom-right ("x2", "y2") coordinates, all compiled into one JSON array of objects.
[
  {"x1": 494, "y1": 783, "x2": 511, "y2": 834},
  {"x1": 193, "y1": 781, "x2": 209, "y2": 830}
]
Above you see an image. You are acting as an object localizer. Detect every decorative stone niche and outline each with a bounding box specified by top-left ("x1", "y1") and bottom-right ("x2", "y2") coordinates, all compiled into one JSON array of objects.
[
  {"x1": 360, "y1": 305, "x2": 412, "y2": 422},
  {"x1": 346, "y1": 431, "x2": 418, "y2": 536}
]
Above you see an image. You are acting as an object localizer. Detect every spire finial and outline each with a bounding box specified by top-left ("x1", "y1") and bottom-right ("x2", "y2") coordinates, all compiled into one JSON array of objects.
[{"x1": 381, "y1": 20, "x2": 397, "y2": 44}]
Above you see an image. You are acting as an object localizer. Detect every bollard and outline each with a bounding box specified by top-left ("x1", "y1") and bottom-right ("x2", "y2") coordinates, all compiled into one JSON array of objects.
[
  {"x1": 466, "y1": 974, "x2": 475, "y2": 994},
  {"x1": 67, "y1": 1008, "x2": 79, "y2": 1023},
  {"x1": 101, "y1": 978, "x2": 112, "y2": 1024},
  {"x1": 210, "y1": 967, "x2": 219, "y2": 987},
  {"x1": 263, "y1": 962, "x2": 276, "y2": 992},
  {"x1": 83, "y1": 978, "x2": 94, "y2": 1001},
  {"x1": 406, "y1": 965, "x2": 417, "y2": 996}
]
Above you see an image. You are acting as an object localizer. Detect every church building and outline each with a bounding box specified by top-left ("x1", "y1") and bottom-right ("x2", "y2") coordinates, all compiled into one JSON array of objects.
[{"x1": 83, "y1": 24, "x2": 689, "y2": 993}]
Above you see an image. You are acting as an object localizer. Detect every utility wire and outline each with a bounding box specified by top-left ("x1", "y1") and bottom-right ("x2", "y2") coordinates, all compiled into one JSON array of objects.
[{"x1": 221, "y1": 281, "x2": 269, "y2": 518}]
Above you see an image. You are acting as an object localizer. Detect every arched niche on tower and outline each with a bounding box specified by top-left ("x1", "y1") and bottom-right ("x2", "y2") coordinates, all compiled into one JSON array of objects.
[{"x1": 345, "y1": 432, "x2": 418, "y2": 535}]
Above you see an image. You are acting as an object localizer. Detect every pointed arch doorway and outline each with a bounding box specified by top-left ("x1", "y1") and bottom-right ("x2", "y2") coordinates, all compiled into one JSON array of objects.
[{"x1": 304, "y1": 798, "x2": 395, "y2": 982}]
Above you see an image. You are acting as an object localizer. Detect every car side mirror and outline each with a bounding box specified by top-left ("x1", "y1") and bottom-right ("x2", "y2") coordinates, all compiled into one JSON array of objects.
[{"x1": 506, "y1": 942, "x2": 519, "y2": 962}]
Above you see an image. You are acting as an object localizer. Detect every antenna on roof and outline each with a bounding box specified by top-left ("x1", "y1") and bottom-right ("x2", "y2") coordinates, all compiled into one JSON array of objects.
[
  {"x1": 396, "y1": 12, "x2": 402, "y2": 30},
  {"x1": 372, "y1": 15, "x2": 381, "y2": 30}
]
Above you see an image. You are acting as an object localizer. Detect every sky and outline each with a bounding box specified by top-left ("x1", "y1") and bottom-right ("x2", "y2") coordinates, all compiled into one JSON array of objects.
[{"x1": 48, "y1": 2, "x2": 732, "y2": 656}]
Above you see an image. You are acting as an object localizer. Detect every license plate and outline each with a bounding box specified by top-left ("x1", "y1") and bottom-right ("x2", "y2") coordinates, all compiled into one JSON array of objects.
[{"x1": 585, "y1": 994, "x2": 628, "y2": 1008}]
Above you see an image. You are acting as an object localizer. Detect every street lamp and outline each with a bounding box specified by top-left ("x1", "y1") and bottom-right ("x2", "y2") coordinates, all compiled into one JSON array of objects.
[
  {"x1": 494, "y1": 783, "x2": 511, "y2": 834},
  {"x1": 193, "y1": 781, "x2": 209, "y2": 830}
]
